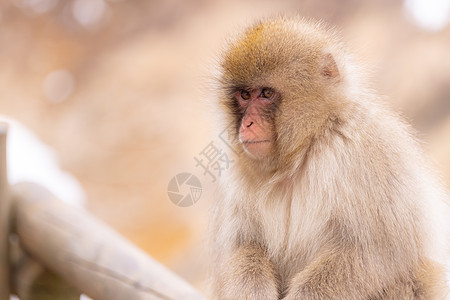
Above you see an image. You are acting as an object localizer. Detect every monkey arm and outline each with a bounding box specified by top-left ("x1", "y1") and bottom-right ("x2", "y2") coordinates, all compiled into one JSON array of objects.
[
  {"x1": 283, "y1": 244, "x2": 383, "y2": 300},
  {"x1": 212, "y1": 243, "x2": 281, "y2": 300}
]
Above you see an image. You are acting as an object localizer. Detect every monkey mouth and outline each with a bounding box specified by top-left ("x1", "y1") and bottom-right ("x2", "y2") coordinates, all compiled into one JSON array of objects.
[
  {"x1": 241, "y1": 140, "x2": 271, "y2": 144},
  {"x1": 240, "y1": 139, "x2": 273, "y2": 159}
]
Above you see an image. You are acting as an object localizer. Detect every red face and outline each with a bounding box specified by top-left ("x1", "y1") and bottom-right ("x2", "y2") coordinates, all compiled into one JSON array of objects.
[{"x1": 235, "y1": 87, "x2": 278, "y2": 159}]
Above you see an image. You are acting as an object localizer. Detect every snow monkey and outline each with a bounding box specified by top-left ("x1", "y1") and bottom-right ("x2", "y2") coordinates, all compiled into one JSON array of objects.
[{"x1": 209, "y1": 17, "x2": 450, "y2": 300}]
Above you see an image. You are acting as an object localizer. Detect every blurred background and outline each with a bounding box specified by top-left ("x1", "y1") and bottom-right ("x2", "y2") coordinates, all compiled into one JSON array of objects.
[{"x1": 1, "y1": 0, "x2": 449, "y2": 293}]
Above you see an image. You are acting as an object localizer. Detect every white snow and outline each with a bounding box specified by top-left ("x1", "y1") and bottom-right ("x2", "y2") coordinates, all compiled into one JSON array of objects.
[{"x1": 0, "y1": 115, "x2": 85, "y2": 206}]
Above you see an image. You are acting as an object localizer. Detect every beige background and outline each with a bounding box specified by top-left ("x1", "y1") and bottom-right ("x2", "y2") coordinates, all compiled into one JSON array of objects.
[{"x1": 1, "y1": 0, "x2": 449, "y2": 292}]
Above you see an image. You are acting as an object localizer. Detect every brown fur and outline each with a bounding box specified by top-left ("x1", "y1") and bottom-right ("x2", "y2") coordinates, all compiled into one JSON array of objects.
[{"x1": 210, "y1": 16, "x2": 450, "y2": 300}]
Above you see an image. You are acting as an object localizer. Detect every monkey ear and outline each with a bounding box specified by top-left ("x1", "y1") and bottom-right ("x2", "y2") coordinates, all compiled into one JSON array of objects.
[{"x1": 320, "y1": 53, "x2": 340, "y2": 81}]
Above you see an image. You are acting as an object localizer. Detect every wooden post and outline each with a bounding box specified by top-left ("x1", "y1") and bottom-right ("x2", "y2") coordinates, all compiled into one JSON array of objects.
[
  {"x1": 12, "y1": 182, "x2": 205, "y2": 300},
  {"x1": 0, "y1": 123, "x2": 10, "y2": 299},
  {"x1": 10, "y1": 233, "x2": 81, "y2": 300}
]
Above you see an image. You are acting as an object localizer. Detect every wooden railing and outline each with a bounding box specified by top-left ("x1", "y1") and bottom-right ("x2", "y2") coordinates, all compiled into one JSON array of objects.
[{"x1": 0, "y1": 123, "x2": 206, "y2": 300}]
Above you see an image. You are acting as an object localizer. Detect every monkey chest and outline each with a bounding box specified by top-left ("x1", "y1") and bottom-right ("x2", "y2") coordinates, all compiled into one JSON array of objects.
[{"x1": 256, "y1": 196, "x2": 327, "y2": 266}]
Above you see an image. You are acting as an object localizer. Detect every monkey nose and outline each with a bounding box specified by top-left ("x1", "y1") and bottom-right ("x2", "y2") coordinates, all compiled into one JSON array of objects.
[{"x1": 246, "y1": 121, "x2": 254, "y2": 128}]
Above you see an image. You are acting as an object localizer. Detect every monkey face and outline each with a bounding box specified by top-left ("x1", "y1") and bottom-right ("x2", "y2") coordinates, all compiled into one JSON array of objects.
[
  {"x1": 220, "y1": 18, "x2": 342, "y2": 167},
  {"x1": 234, "y1": 87, "x2": 279, "y2": 159}
]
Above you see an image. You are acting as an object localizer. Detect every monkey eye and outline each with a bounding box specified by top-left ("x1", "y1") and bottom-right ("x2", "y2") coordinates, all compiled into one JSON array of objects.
[
  {"x1": 240, "y1": 90, "x2": 251, "y2": 100},
  {"x1": 262, "y1": 88, "x2": 273, "y2": 98}
]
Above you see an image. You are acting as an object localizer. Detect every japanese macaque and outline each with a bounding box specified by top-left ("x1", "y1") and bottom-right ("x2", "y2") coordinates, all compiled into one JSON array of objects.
[{"x1": 209, "y1": 17, "x2": 450, "y2": 300}]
